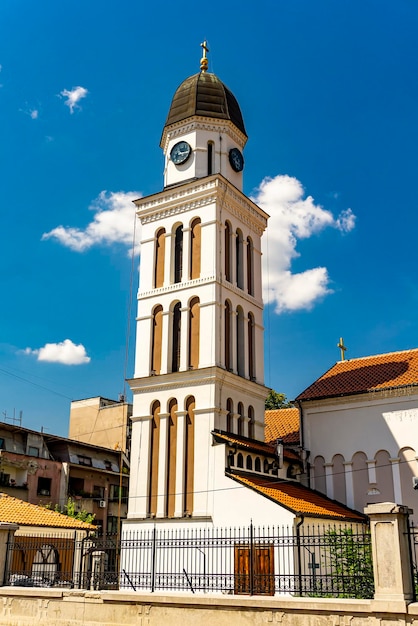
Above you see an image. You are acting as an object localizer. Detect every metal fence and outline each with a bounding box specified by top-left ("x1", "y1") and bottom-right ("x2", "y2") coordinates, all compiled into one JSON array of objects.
[
  {"x1": 408, "y1": 524, "x2": 418, "y2": 601},
  {"x1": 5, "y1": 523, "x2": 374, "y2": 598}
]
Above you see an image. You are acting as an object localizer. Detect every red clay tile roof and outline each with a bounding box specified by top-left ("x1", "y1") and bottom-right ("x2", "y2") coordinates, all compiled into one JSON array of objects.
[
  {"x1": 212, "y1": 431, "x2": 300, "y2": 462},
  {"x1": 213, "y1": 431, "x2": 273, "y2": 454},
  {"x1": 296, "y1": 348, "x2": 418, "y2": 401},
  {"x1": 230, "y1": 474, "x2": 365, "y2": 521},
  {"x1": 0, "y1": 493, "x2": 95, "y2": 529},
  {"x1": 264, "y1": 408, "x2": 300, "y2": 445}
]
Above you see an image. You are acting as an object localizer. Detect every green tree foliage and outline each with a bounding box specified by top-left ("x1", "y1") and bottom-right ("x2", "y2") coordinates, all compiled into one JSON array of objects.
[
  {"x1": 45, "y1": 497, "x2": 95, "y2": 525},
  {"x1": 324, "y1": 527, "x2": 374, "y2": 599},
  {"x1": 265, "y1": 389, "x2": 293, "y2": 410}
]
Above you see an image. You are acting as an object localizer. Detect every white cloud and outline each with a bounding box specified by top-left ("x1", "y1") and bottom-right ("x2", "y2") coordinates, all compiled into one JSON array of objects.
[
  {"x1": 42, "y1": 190, "x2": 141, "y2": 253},
  {"x1": 60, "y1": 86, "x2": 88, "y2": 113},
  {"x1": 252, "y1": 175, "x2": 355, "y2": 313},
  {"x1": 24, "y1": 339, "x2": 90, "y2": 365},
  {"x1": 30, "y1": 109, "x2": 38, "y2": 119},
  {"x1": 42, "y1": 174, "x2": 355, "y2": 316}
]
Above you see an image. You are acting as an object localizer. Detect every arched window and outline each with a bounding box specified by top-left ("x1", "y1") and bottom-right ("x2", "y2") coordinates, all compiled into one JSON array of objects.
[
  {"x1": 246, "y1": 236, "x2": 254, "y2": 295},
  {"x1": 167, "y1": 398, "x2": 178, "y2": 518},
  {"x1": 246, "y1": 455, "x2": 253, "y2": 470},
  {"x1": 248, "y1": 406, "x2": 255, "y2": 439},
  {"x1": 148, "y1": 401, "x2": 161, "y2": 516},
  {"x1": 255, "y1": 457, "x2": 261, "y2": 472},
  {"x1": 237, "y1": 453, "x2": 244, "y2": 468},
  {"x1": 226, "y1": 398, "x2": 233, "y2": 432},
  {"x1": 174, "y1": 225, "x2": 183, "y2": 283},
  {"x1": 224, "y1": 300, "x2": 232, "y2": 371},
  {"x1": 190, "y1": 218, "x2": 201, "y2": 280},
  {"x1": 264, "y1": 459, "x2": 270, "y2": 473},
  {"x1": 248, "y1": 312, "x2": 255, "y2": 381},
  {"x1": 236, "y1": 306, "x2": 245, "y2": 377},
  {"x1": 237, "y1": 402, "x2": 244, "y2": 436},
  {"x1": 236, "y1": 229, "x2": 244, "y2": 289},
  {"x1": 151, "y1": 305, "x2": 163, "y2": 375},
  {"x1": 207, "y1": 141, "x2": 214, "y2": 175},
  {"x1": 154, "y1": 228, "x2": 166, "y2": 288},
  {"x1": 184, "y1": 397, "x2": 195, "y2": 516},
  {"x1": 188, "y1": 297, "x2": 200, "y2": 369},
  {"x1": 32, "y1": 545, "x2": 59, "y2": 585},
  {"x1": 225, "y1": 221, "x2": 232, "y2": 282},
  {"x1": 172, "y1": 302, "x2": 181, "y2": 373}
]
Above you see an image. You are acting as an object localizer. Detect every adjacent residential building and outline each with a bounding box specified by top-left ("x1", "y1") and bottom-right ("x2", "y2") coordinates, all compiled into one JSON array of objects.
[
  {"x1": 0, "y1": 422, "x2": 129, "y2": 535},
  {"x1": 68, "y1": 396, "x2": 132, "y2": 454}
]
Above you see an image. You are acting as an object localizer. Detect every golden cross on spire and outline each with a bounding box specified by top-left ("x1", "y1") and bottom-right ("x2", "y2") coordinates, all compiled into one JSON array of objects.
[
  {"x1": 200, "y1": 40, "x2": 209, "y2": 72},
  {"x1": 337, "y1": 337, "x2": 347, "y2": 361}
]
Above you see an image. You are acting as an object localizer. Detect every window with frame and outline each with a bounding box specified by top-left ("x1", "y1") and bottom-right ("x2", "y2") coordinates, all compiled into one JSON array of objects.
[
  {"x1": 37, "y1": 476, "x2": 52, "y2": 496},
  {"x1": 78, "y1": 455, "x2": 92, "y2": 466}
]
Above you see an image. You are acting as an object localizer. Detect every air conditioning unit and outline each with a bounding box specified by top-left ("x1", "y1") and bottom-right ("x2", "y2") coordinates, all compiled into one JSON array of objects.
[{"x1": 99, "y1": 500, "x2": 106, "y2": 508}]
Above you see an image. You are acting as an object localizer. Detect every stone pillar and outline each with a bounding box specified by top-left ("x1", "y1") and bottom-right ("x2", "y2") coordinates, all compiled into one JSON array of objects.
[
  {"x1": 365, "y1": 502, "x2": 414, "y2": 610},
  {"x1": 0, "y1": 523, "x2": 18, "y2": 585},
  {"x1": 90, "y1": 551, "x2": 106, "y2": 590}
]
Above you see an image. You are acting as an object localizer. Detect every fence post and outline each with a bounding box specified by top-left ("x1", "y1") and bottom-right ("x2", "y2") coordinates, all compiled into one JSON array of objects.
[
  {"x1": 365, "y1": 502, "x2": 414, "y2": 610},
  {"x1": 0, "y1": 524, "x2": 18, "y2": 586},
  {"x1": 151, "y1": 526, "x2": 157, "y2": 593}
]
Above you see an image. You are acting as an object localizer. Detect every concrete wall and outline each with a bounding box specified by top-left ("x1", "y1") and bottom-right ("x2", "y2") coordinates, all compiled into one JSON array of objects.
[{"x1": 0, "y1": 589, "x2": 417, "y2": 626}]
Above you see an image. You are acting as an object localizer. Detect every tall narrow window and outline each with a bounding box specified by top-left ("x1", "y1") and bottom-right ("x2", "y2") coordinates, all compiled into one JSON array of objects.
[
  {"x1": 225, "y1": 221, "x2": 232, "y2": 282},
  {"x1": 154, "y1": 228, "x2": 166, "y2": 288},
  {"x1": 248, "y1": 312, "x2": 255, "y2": 381},
  {"x1": 184, "y1": 396, "x2": 195, "y2": 516},
  {"x1": 151, "y1": 305, "x2": 163, "y2": 375},
  {"x1": 246, "y1": 236, "x2": 254, "y2": 296},
  {"x1": 224, "y1": 300, "x2": 232, "y2": 371},
  {"x1": 174, "y1": 225, "x2": 183, "y2": 283},
  {"x1": 237, "y1": 402, "x2": 244, "y2": 436},
  {"x1": 148, "y1": 401, "x2": 160, "y2": 517},
  {"x1": 236, "y1": 306, "x2": 245, "y2": 377},
  {"x1": 172, "y1": 302, "x2": 181, "y2": 372},
  {"x1": 188, "y1": 297, "x2": 200, "y2": 369},
  {"x1": 248, "y1": 406, "x2": 255, "y2": 439},
  {"x1": 236, "y1": 229, "x2": 244, "y2": 289},
  {"x1": 226, "y1": 398, "x2": 233, "y2": 432},
  {"x1": 167, "y1": 398, "x2": 178, "y2": 518},
  {"x1": 190, "y1": 218, "x2": 201, "y2": 280},
  {"x1": 207, "y1": 141, "x2": 214, "y2": 175}
]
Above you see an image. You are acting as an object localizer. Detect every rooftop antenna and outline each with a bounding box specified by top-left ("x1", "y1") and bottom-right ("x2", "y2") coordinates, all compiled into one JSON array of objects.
[{"x1": 2, "y1": 409, "x2": 22, "y2": 426}]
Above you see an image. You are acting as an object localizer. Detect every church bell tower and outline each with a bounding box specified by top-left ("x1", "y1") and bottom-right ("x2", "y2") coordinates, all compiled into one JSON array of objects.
[{"x1": 127, "y1": 43, "x2": 269, "y2": 522}]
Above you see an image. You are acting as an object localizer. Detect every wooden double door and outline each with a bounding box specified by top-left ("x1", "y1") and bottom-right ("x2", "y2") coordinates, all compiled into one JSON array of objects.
[{"x1": 234, "y1": 543, "x2": 275, "y2": 595}]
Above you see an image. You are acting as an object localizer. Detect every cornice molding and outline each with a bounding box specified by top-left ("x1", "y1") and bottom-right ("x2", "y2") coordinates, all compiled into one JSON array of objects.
[{"x1": 160, "y1": 116, "x2": 247, "y2": 152}]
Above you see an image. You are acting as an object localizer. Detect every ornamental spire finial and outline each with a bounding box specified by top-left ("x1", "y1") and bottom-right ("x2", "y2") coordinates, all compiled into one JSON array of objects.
[{"x1": 200, "y1": 40, "x2": 209, "y2": 72}]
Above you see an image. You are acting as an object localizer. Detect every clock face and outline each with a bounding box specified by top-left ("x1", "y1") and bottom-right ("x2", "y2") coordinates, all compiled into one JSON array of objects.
[
  {"x1": 229, "y1": 147, "x2": 244, "y2": 172},
  {"x1": 170, "y1": 141, "x2": 192, "y2": 165}
]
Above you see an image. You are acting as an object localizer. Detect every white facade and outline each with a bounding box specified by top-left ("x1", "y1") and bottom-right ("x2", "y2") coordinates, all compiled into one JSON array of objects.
[
  {"x1": 126, "y1": 63, "x2": 278, "y2": 529},
  {"x1": 302, "y1": 390, "x2": 418, "y2": 523}
]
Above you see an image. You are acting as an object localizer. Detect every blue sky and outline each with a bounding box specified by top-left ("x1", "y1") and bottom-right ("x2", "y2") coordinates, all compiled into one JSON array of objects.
[{"x1": 1, "y1": 0, "x2": 417, "y2": 436}]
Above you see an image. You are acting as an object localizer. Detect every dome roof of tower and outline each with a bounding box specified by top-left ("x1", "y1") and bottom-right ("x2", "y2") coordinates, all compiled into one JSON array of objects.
[{"x1": 164, "y1": 72, "x2": 247, "y2": 137}]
